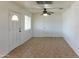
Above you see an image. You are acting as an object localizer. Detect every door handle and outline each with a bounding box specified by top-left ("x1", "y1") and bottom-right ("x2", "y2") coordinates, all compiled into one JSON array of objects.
[{"x1": 19, "y1": 28, "x2": 21, "y2": 32}]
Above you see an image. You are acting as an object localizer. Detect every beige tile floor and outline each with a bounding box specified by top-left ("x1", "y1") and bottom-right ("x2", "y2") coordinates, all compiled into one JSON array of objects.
[{"x1": 4, "y1": 37, "x2": 78, "y2": 58}]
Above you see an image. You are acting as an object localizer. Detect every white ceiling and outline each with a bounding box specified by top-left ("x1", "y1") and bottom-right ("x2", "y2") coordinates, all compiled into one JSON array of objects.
[{"x1": 15, "y1": 1, "x2": 74, "y2": 14}]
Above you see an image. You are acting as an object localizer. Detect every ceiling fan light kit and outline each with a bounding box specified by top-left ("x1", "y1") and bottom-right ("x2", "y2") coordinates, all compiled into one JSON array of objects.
[{"x1": 43, "y1": 13, "x2": 48, "y2": 16}]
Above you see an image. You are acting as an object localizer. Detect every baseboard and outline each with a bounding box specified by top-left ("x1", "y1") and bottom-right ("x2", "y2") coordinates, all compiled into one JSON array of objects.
[
  {"x1": 32, "y1": 36, "x2": 63, "y2": 37},
  {"x1": 0, "y1": 52, "x2": 9, "y2": 58},
  {"x1": 1, "y1": 36, "x2": 32, "y2": 58},
  {"x1": 63, "y1": 34, "x2": 79, "y2": 56}
]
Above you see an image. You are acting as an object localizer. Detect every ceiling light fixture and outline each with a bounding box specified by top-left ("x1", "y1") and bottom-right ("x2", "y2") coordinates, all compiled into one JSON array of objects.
[{"x1": 43, "y1": 13, "x2": 48, "y2": 16}]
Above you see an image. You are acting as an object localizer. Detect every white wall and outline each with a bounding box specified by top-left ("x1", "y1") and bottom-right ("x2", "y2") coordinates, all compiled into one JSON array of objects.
[
  {"x1": 63, "y1": 1, "x2": 79, "y2": 56},
  {"x1": 0, "y1": 2, "x2": 32, "y2": 57},
  {"x1": 32, "y1": 14, "x2": 63, "y2": 37}
]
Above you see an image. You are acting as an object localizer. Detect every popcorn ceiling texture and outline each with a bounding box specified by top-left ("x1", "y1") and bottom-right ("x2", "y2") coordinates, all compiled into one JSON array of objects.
[{"x1": 4, "y1": 37, "x2": 78, "y2": 58}]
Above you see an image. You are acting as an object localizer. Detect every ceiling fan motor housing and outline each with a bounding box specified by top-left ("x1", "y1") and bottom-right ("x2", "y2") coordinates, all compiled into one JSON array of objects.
[{"x1": 43, "y1": 8, "x2": 47, "y2": 14}]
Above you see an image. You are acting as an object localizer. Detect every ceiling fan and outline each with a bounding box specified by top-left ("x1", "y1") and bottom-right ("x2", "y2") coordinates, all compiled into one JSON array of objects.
[{"x1": 42, "y1": 8, "x2": 54, "y2": 16}]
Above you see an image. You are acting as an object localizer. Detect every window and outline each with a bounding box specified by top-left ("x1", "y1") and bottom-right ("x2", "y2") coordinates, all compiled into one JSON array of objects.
[
  {"x1": 25, "y1": 15, "x2": 31, "y2": 30},
  {"x1": 11, "y1": 15, "x2": 19, "y2": 21}
]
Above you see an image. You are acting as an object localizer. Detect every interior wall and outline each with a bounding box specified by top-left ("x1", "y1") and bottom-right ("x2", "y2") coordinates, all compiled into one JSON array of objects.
[
  {"x1": 63, "y1": 1, "x2": 79, "y2": 56},
  {"x1": 0, "y1": 2, "x2": 32, "y2": 57},
  {"x1": 32, "y1": 14, "x2": 63, "y2": 37}
]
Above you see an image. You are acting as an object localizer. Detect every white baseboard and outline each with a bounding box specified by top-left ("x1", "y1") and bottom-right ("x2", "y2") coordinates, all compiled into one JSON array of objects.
[
  {"x1": 0, "y1": 52, "x2": 8, "y2": 58},
  {"x1": 1, "y1": 36, "x2": 32, "y2": 58},
  {"x1": 63, "y1": 34, "x2": 79, "y2": 56}
]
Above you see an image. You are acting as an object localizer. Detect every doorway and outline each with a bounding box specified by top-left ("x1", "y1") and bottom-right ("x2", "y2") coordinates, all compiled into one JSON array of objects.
[{"x1": 9, "y1": 11, "x2": 22, "y2": 51}]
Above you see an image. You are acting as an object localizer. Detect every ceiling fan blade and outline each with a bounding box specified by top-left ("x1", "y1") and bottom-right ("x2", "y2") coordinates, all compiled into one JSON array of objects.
[
  {"x1": 47, "y1": 13, "x2": 51, "y2": 15},
  {"x1": 47, "y1": 12, "x2": 54, "y2": 15},
  {"x1": 48, "y1": 12, "x2": 54, "y2": 14},
  {"x1": 41, "y1": 13, "x2": 43, "y2": 15}
]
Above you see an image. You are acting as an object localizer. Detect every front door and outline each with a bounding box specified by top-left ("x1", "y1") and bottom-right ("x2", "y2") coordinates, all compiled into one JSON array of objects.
[{"x1": 9, "y1": 11, "x2": 21, "y2": 51}]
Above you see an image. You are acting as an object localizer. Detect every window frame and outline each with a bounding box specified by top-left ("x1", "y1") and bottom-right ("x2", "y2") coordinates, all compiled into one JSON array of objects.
[{"x1": 24, "y1": 15, "x2": 31, "y2": 31}]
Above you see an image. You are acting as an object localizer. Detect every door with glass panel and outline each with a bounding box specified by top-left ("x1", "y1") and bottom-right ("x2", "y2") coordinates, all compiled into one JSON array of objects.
[{"x1": 9, "y1": 11, "x2": 21, "y2": 51}]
